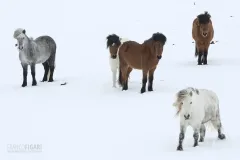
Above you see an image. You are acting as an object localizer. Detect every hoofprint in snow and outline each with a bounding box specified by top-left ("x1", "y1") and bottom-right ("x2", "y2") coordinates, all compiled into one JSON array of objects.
[{"x1": 173, "y1": 87, "x2": 226, "y2": 151}]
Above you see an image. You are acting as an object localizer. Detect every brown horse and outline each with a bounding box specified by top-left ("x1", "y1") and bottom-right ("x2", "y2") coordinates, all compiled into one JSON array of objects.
[
  {"x1": 118, "y1": 33, "x2": 167, "y2": 93},
  {"x1": 192, "y1": 11, "x2": 214, "y2": 65}
]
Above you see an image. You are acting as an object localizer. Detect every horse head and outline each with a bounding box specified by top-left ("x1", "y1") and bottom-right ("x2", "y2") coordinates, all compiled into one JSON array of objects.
[
  {"x1": 197, "y1": 11, "x2": 212, "y2": 37},
  {"x1": 173, "y1": 88, "x2": 199, "y2": 120},
  {"x1": 13, "y1": 28, "x2": 28, "y2": 51},
  {"x1": 106, "y1": 34, "x2": 121, "y2": 59},
  {"x1": 145, "y1": 32, "x2": 167, "y2": 60}
]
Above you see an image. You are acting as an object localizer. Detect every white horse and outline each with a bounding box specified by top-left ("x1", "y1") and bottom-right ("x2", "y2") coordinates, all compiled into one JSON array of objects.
[
  {"x1": 106, "y1": 34, "x2": 129, "y2": 87},
  {"x1": 172, "y1": 87, "x2": 226, "y2": 151}
]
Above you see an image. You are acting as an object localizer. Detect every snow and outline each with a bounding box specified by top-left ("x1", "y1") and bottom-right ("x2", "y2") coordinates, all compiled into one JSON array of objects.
[{"x1": 1, "y1": 0, "x2": 240, "y2": 159}]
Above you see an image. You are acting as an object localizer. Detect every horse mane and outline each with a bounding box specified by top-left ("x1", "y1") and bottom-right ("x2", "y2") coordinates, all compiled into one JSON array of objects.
[
  {"x1": 106, "y1": 34, "x2": 121, "y2": 48},
  {"x1": 173, "y1": 87, "x2": 199, "y2": 116},
  {"x1": 152, "y1": 32, "x2": 167, "y2": 45},
  {"x1": 144, "y1": 32, "x2": 167, "y2": 45},
  {"x1": 197, "y1": 11, "x2": 211, "y2": 24},
  {"x1": 13, "y1": 28, "x2": 26, "y2": 39}
]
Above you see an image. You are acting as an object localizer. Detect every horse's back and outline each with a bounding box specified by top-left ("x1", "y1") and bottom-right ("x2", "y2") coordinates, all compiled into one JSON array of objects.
[
  {"x1": 118, "y1": 41, "x2": 143, "y2": 69},
  {"x1": 200, "y1": 89, "x2": 219, "y2": 113},
  {"x1": 35, "y1": 35, "x2": 57, "y2": 53},
  {"x1": 34, "y1": 36, "x2": 57, "y2": 64}
]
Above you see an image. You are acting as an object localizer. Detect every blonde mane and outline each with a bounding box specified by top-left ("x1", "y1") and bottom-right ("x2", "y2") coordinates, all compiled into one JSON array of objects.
[{"x1": 173, "y1": 87, "x2": 199, "y2": 116}]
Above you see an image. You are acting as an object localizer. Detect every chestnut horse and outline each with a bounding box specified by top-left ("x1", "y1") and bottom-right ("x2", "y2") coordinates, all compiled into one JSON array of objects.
[
  {"x1": 192, "y1": 11, "x2": 214, "y2": 65},
  {"x1": 118, "y1": 33, "x2": 167, "y2": 93}
]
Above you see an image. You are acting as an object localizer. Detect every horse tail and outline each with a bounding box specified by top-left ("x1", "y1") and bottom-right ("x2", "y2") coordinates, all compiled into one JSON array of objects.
[
  {"x1": 118, "y1": 66, "x2": 123, "y2": 86},
  {"x1": 46, "y1": 38, "x2": 57, "y2": 81},
  {"x1": 117, "y1": 44, "x2": 123, "y2": 86},
  {"x1": 194, "y1": 44, "x2": 198, "y2": 57}
]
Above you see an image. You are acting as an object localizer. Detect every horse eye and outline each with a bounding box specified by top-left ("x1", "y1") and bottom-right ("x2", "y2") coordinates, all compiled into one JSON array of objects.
[{"x1": 190, "y1": 102, "x2": 192, "y2": 104}]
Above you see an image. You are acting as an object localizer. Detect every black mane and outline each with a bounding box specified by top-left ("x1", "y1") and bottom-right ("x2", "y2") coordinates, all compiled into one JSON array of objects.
[
  {"x1": 106, "y1": 34, "x2": 121, "y2": 48},
  {"x1": 151, "y1": 32, "x2": 167, "y2": 45},
  {"x1": 197, "y1": 11, "x2": 211, "y2": 24}
]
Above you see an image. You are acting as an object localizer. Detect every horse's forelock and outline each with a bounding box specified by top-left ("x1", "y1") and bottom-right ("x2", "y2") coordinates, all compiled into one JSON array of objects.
[
  {"x1": 150, "y1": 33, "x2": 167, "y2": 45},
  {"x1": 106, "y1": 34, "x2": 121, "y2": 48},
  {"x1": 13, "y1": 28, "x2": 26, "y2": 39},
  {"x1": 197, "y1": 12, "x2": 211, "y2": 24}
]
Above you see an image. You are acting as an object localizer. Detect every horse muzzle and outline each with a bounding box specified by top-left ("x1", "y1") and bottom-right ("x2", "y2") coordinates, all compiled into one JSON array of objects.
[
  {"x1": 111, "y1": 55, "x2": 117, "y2": 59},
  {"x1": 184, "y1": 114, "x2": 190, "y2": 120},
  {"x1": 18, "y1": 46, "x2": 24, "y2": 50},
  {"x1": 157, "y1": 55, "x2": 162, "y2": 60},
  {"x1": 202, "y1": 32, "x2": 208, "y2": 37}
]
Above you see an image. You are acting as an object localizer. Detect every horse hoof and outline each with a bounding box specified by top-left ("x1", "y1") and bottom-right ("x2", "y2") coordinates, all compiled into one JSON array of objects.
[
  {"x1": 148, "y1": 87, "x2": 153, "y2": 91},
  {"x1": 218, "y1": 134, "x2": 226, "y2": 140},
  {"x1": 22, "y1": 83, "x2": 27, "y2": 87},
  {"x1": 32, "y1": 81, "x2": 37, "y2": 86},
  {"x1": 177, "y1": 145, "x2": 183, "y2": 151},
  {"x1": 193, "y1": 143, "x2": 198, "y2": 147},
  {"x1": 199, "y1": 138, "x2": 204, "y2": 142},
  {"x1": 48, "y1": 79, "x2": 54, "y2": 82}
]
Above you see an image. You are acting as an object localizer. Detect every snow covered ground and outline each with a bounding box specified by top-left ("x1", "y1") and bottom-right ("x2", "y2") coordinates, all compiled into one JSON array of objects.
[{"x1": 1, "y1": 0, "x2": 240, "y2": 159}]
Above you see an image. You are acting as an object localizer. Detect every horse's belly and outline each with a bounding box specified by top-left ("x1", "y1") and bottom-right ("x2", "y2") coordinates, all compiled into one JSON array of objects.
[
  {"x1": 35, "y1": 52, "x2": 51, "y2": 64},
  {"x1": 125, "y1": 59, "x2": 142, "y2": 69}
]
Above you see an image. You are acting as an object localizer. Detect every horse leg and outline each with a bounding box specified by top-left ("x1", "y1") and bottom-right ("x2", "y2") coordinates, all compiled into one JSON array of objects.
[
  {"x1": 211, "y1": 119, "x2": 226, "y2": 140},
  {"x1": 197, "y1": 43, "x2": 204, "y2": 65},
  {"x1": 47, "y1": 51, "x2": 56, "y2": 82},
  {"x1": 127, "y1": 67, "x2": 132, "y2": 79},
  {"x1": 111, "y1": 68, "x2": 117, "y2": 88},
  {"x1": 48, "y1": 64, "x2": 55, "y2": 82},
  {"x1": 126, "y1": 67, "x2": 132, "y2": 85},
  {"x1": 177, "y1": 124, "x2": 187, "y2": 151},
  {"x1": 121, "y1": 66, "x2": 128, "y2": 91},
  {"x1": 30, "y1": 64, "x2": 37, "y2": 86},
  {"x1": 41, "y1": 62, "x2": 49, "y2": 82},
  {"x1": 199, "y1": 124, "x2": 206, "y2": 142},
  {"x1": 140, "y1": 70, "x2": 148, "y2": 94},
  {"x1": 203, "y1": 44, "x2": 210, "y2": 65},
  {"x1": 21, "y1": 63, "x2": 28, "y2": 87},
  {"x1": 203, "y1": 50, "x2": 208, "y2": 65},
  {"x1": 193, "y1": 127, "x2": 200, "y2": 147},
  {"x1": 148, "y1": 67, "x2": 156, "y2": 91}
]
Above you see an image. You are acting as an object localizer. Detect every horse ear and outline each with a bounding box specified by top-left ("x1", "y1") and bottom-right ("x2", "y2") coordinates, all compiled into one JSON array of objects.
[
  {"x1": 189, "y1": 91, "x2": 193, "y2": 97},
  {"x1": 196, "y1": 89, "x2": 199, "y2": 95},
  {"x1": 196, "y1": 20, "x2": 200, "y2": 26},
  {"x1": 22, "y1": 29, "x2": 26, "y2": 34}
]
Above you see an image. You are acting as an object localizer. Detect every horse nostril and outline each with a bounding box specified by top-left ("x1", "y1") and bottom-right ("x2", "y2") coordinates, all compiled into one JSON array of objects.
[
  {"x1": 184, "y1": 114, "x2": 190, "y2": 120},
  {"x1": 157, "y1": 55, "x2": 162, "y2": 59}
]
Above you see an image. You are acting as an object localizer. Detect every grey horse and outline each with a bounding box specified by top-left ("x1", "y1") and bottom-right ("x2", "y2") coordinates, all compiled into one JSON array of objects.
[{"x1": 13, "y1": 28, "x2": 57, "y2": 87}]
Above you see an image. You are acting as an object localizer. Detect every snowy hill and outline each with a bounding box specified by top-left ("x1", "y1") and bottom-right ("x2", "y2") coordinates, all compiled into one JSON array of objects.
[{"x1": 1, "y1": 0, "x2": 240, "y2": 159}]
